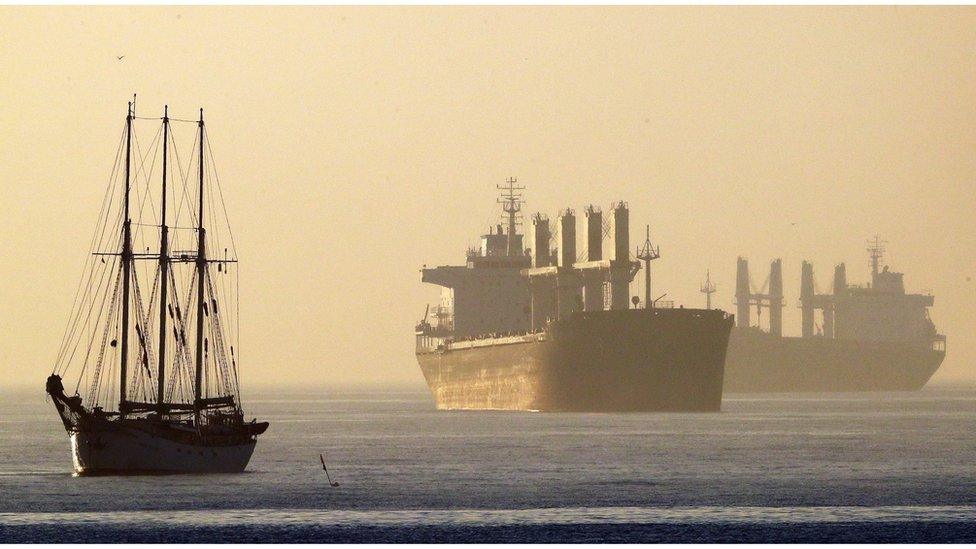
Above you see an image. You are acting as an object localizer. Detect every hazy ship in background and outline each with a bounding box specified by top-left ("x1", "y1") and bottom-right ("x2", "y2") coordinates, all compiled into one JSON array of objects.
[
  {"x1": 723, "y1": 238, "x2": 946, "y2": 393},
  {"x1": 414, "y1": 180, "x2": 733, "y2": 412}
]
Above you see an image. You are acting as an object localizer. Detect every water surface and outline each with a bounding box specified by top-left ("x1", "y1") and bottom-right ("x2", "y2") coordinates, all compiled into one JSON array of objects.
[{"x1": 1, "y1": 385, "x2": 973, "y2": 542}]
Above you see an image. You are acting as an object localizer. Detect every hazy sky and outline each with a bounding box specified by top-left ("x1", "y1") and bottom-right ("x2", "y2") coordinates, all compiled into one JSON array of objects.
[{"x1": 1, "y1": 6, "x2": 974, "y2": 390}]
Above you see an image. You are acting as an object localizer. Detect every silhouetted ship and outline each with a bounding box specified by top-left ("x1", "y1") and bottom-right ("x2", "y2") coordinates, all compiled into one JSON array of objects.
[
  {"x1": 46, "y1": 102, "x2": 267, "y2": 474},
  {"x1": 723, "y1": 239, "x2": 946, "y2": 392},
  {"x1": 415, "y1": 181, "x2": 733, "y2": 412}
]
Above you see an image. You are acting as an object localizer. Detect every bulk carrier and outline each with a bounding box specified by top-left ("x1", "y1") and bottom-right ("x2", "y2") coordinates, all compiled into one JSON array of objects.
[
  {"x1": 414, "y1": 181, "x2": 733, "y2": 412},
  {"x1": 723, "y1": 238, "x2": 946, "y2": 392}
]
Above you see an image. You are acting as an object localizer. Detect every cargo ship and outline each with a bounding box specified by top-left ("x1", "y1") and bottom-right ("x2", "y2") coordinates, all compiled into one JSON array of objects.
[
  {"x1": 722, "y1": 239, "x2": 946, "y2": 393},
  {"x1": 414, "y1": 181, "x2": 734, "y2": 412}
]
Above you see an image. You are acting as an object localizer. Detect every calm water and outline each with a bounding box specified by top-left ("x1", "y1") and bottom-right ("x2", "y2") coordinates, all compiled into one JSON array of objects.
[{"x1": 1, "y1": 384, "x2": 974, "y2": 542}]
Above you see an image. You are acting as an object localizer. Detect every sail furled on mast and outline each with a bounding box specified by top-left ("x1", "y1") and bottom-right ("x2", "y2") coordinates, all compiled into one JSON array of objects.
[{"x1": 51, "y1": 104, "x2": 244, "y2": 415}]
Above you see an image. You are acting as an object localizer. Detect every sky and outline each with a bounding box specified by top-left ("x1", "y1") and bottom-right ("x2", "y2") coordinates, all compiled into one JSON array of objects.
[{"x1": 1, "y1": 6, "x2": 974, "y2": 391}]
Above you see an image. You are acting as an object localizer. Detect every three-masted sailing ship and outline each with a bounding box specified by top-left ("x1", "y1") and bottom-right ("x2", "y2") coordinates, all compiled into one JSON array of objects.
[{"x1": 46, "y1": 101, "x2": 267, "y2": 474}]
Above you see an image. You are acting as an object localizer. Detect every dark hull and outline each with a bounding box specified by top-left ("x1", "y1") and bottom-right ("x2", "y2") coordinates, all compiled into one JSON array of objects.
[
  {"x1": 417, "y1": 308, "x2": 733, "y2": 412},
  {"x1": 45, "y1": 375, "x2": 267, "y2": 475},
  {"x1": 724, "y1": 329, "x2": 946, "y2": 393}
]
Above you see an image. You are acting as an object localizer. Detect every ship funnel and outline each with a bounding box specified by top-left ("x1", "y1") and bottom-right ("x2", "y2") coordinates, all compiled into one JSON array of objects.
[
  {"x1": 557, "y1": 209, "x2": 576, "y2": 268},
  {"x1": 833, "y1": 263, "x2": 847, "y2": 295},
  {"x1": 581, "y1": 206, "x2": 604, "y2": 311},
  {"x1": 735, "y1": 257, "x2": 751, "y2": 328},
  {"x1": 800, "y1": 261, "x2": 815, "y2": 338},
  {"x1": 530, "y1": 213, "x2": 551, "y2": 267},
  {"x1": 585, "y1": 205, "x2": 602, "y2": 261},
  {"x1": 769, "y1": 258, "x2": 783, "y2": 337},
  {"x1": 611, "y1": 202, "x2": 629, "y2": 262},
  {"x1": 608, "y1": 202, "x2": 631, "y2": 310}
]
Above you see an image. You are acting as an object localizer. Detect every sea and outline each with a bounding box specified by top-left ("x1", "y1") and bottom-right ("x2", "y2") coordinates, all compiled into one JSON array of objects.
[{"x1": 1, "y1": 384, "x2": 974, "y2": 543}]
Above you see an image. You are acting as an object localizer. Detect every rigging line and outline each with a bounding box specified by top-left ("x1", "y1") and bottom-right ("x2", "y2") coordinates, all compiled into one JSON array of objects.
[
  {"x1": 61, "y1": 231, "x2": 123, "y2": 375},
  {"x1": 53, "y1": 158, "x2": 119, "y2": 371},
  {"x1": 170, "y1": 265, "x2": 198, "y2": 402},
  {"x1": 165, "y1": 266, "x2": 191, "y2": 403},
  {"x1": 167, "y1": 123, "x2": 186, "y2": 228},
  {"x1": 129, "y1": 266, "x2": 158, "y2": 401},
  {"x1": 130, "y1": 127, "x2": 162, "y2": 268},
  {"x1": 84, "y1": 265, "x2": 123, "y2": 401},
  {"x1": 207, "y1": 186, "x2": 236, "y2": 390},
  {"x1": 57, "y1": 207, "x2": 124, "y2": 375},
  {"x1": 56, "y1": 250, "x2": 106, "y2": 374},
  {"x1": 132, "y1": 263, "x2": 162, "y2": 400},
  {"x1": 182, "y1": 124, "x2": 200, "y2": 230},
  {"x1": 170, "y1": 123, "x2": 193, "y2": 213},
  {"x1": 172, "y1": 128, "x2": 199, "y2": 230},
  {"x1": 235, "y1": 261, "x2": 242, "y2": 405},
  {"x1": 73, "y1": 257, "x2": 120, "y2": 394},
  {"x1": 204, "y1": 270, "x2": 234, "y2": 397},
  {"x1": 205, "y1": 133, "x2": 239, "y2": 257},
  {"x1": 163, "y1": 269, "x2": 181, "y2": 403},
  {"x1": 215, "y1": 253, "x2": 234, "y2": 392},
  {"x1": 101, "y1": 331, "x2": 120, "y2": 411},
  {"x1": 53, "y1": 125, "x2": 127, "y2": 369},
  {"x1": 204, "y1": 163, "x2": 218, "y2": 264},
  {"x1": 171, "y1": 278, "x2": 193, "y2": 405},
  {"x1": 89, "y1": 266, "x2": 122, "y2": 404},
  {"x1": 133, "y1": 123, "x2": 163, "y2": 226}
]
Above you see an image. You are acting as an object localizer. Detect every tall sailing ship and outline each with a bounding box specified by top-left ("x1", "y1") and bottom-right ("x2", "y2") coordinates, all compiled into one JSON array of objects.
[{"x1": 46, "y1": 102, "x2": 267, "y2": 474}]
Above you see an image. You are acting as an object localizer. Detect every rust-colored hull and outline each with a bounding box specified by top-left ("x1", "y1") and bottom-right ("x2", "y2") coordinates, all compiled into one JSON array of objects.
[
  {"x1": 417, "y1": 308, "x2": 733, "y2": 412},
  {"x1": 724, "y1": 329, "x2": 946, "y2": 393}
]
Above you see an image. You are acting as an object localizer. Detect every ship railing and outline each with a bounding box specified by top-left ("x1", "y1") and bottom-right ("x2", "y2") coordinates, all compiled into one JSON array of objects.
[
  {"x1": 442, "y1": 331, "x2": 545, "y2": 350},
  {"x1": 416, "y1": 333, "x2": 450, "y2": 352}
]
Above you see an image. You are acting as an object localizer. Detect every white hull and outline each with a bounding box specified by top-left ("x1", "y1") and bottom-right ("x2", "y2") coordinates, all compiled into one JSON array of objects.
[{"x1": 69, "y1": 426, "x2": 256, "y2": 474}]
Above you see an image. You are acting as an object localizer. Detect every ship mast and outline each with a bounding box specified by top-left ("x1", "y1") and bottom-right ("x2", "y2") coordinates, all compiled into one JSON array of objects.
[
  {"x1": 700, "y1": 270, "x2": 717, "y2": 310},
  {"x1": 194, "y1": 108, "x2": 206, "y2": 421},
  {"x1": 156, "y1": 106, "x2": 170, "y2": 415},
  {"x1": 635, "y1": 225, "x2": 660, "y2": 308},
  {"x1": 497, "y1": 177, "x2": 524, "y2": 257},
  {"x1": 867, "y1": 235, "x2": 887, "y2": 277},
  {"x1": 119, "y1": 102, "x2": 133, "y2": 414}
]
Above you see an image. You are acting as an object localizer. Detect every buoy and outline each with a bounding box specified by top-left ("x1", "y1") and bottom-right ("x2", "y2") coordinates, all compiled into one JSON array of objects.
[{"x1": 319, "y1": 453, "x2": 339, "y2": 487}]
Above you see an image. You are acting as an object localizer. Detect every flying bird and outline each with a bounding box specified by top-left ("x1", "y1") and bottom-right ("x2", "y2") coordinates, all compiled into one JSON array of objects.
[{"x1": 116, "y1": 55, "x2": 125, "y2": 61}]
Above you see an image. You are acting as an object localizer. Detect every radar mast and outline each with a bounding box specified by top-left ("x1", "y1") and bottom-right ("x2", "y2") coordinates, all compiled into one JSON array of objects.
[
  {"x1": 636, "y1": 225, "x2": 661, "y2": 308},
  {"x1": 867, "y1": 235, "x2": 888, "y2": 277},
  {"x1": 700, "y1": 270, "x2": 717, "y2": 310},
  {"x1": 497, "y1": 177, "x2": 524, "y2": 257}
]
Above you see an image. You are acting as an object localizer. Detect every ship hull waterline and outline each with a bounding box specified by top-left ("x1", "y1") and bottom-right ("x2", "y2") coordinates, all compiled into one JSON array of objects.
[
  {"x1": 723, "y1": 329, "x2": 945, "y2": 393},
  {"x1": 46, "y1": 375, "x2": 264, "y2": 475},
  {"x1": 417, "y1": 308, "x2": 733, "y2": 413},
  {"x1": 66, "y1": 427, "x2": 257, "y2": 475}
]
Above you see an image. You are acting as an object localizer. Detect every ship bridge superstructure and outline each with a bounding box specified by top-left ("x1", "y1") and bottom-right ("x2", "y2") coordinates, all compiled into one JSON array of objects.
[{"x1": 418, "y1": 182, "x2": 645, "y2": 348}]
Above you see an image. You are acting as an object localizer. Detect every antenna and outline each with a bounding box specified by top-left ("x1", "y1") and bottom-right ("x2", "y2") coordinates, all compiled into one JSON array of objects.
[
  {"x1": 867, "y1": 235, "x2": 887, "y2": 276},
  {"x1": 635, "y1": 225, "x2": 661, "y2": 308},
  {"x1": 497, "y1": 177, "x2": 525, "y2": 257},
  {"x1": 700, "y1": 270, "x2": 717, "y2": 310}
]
